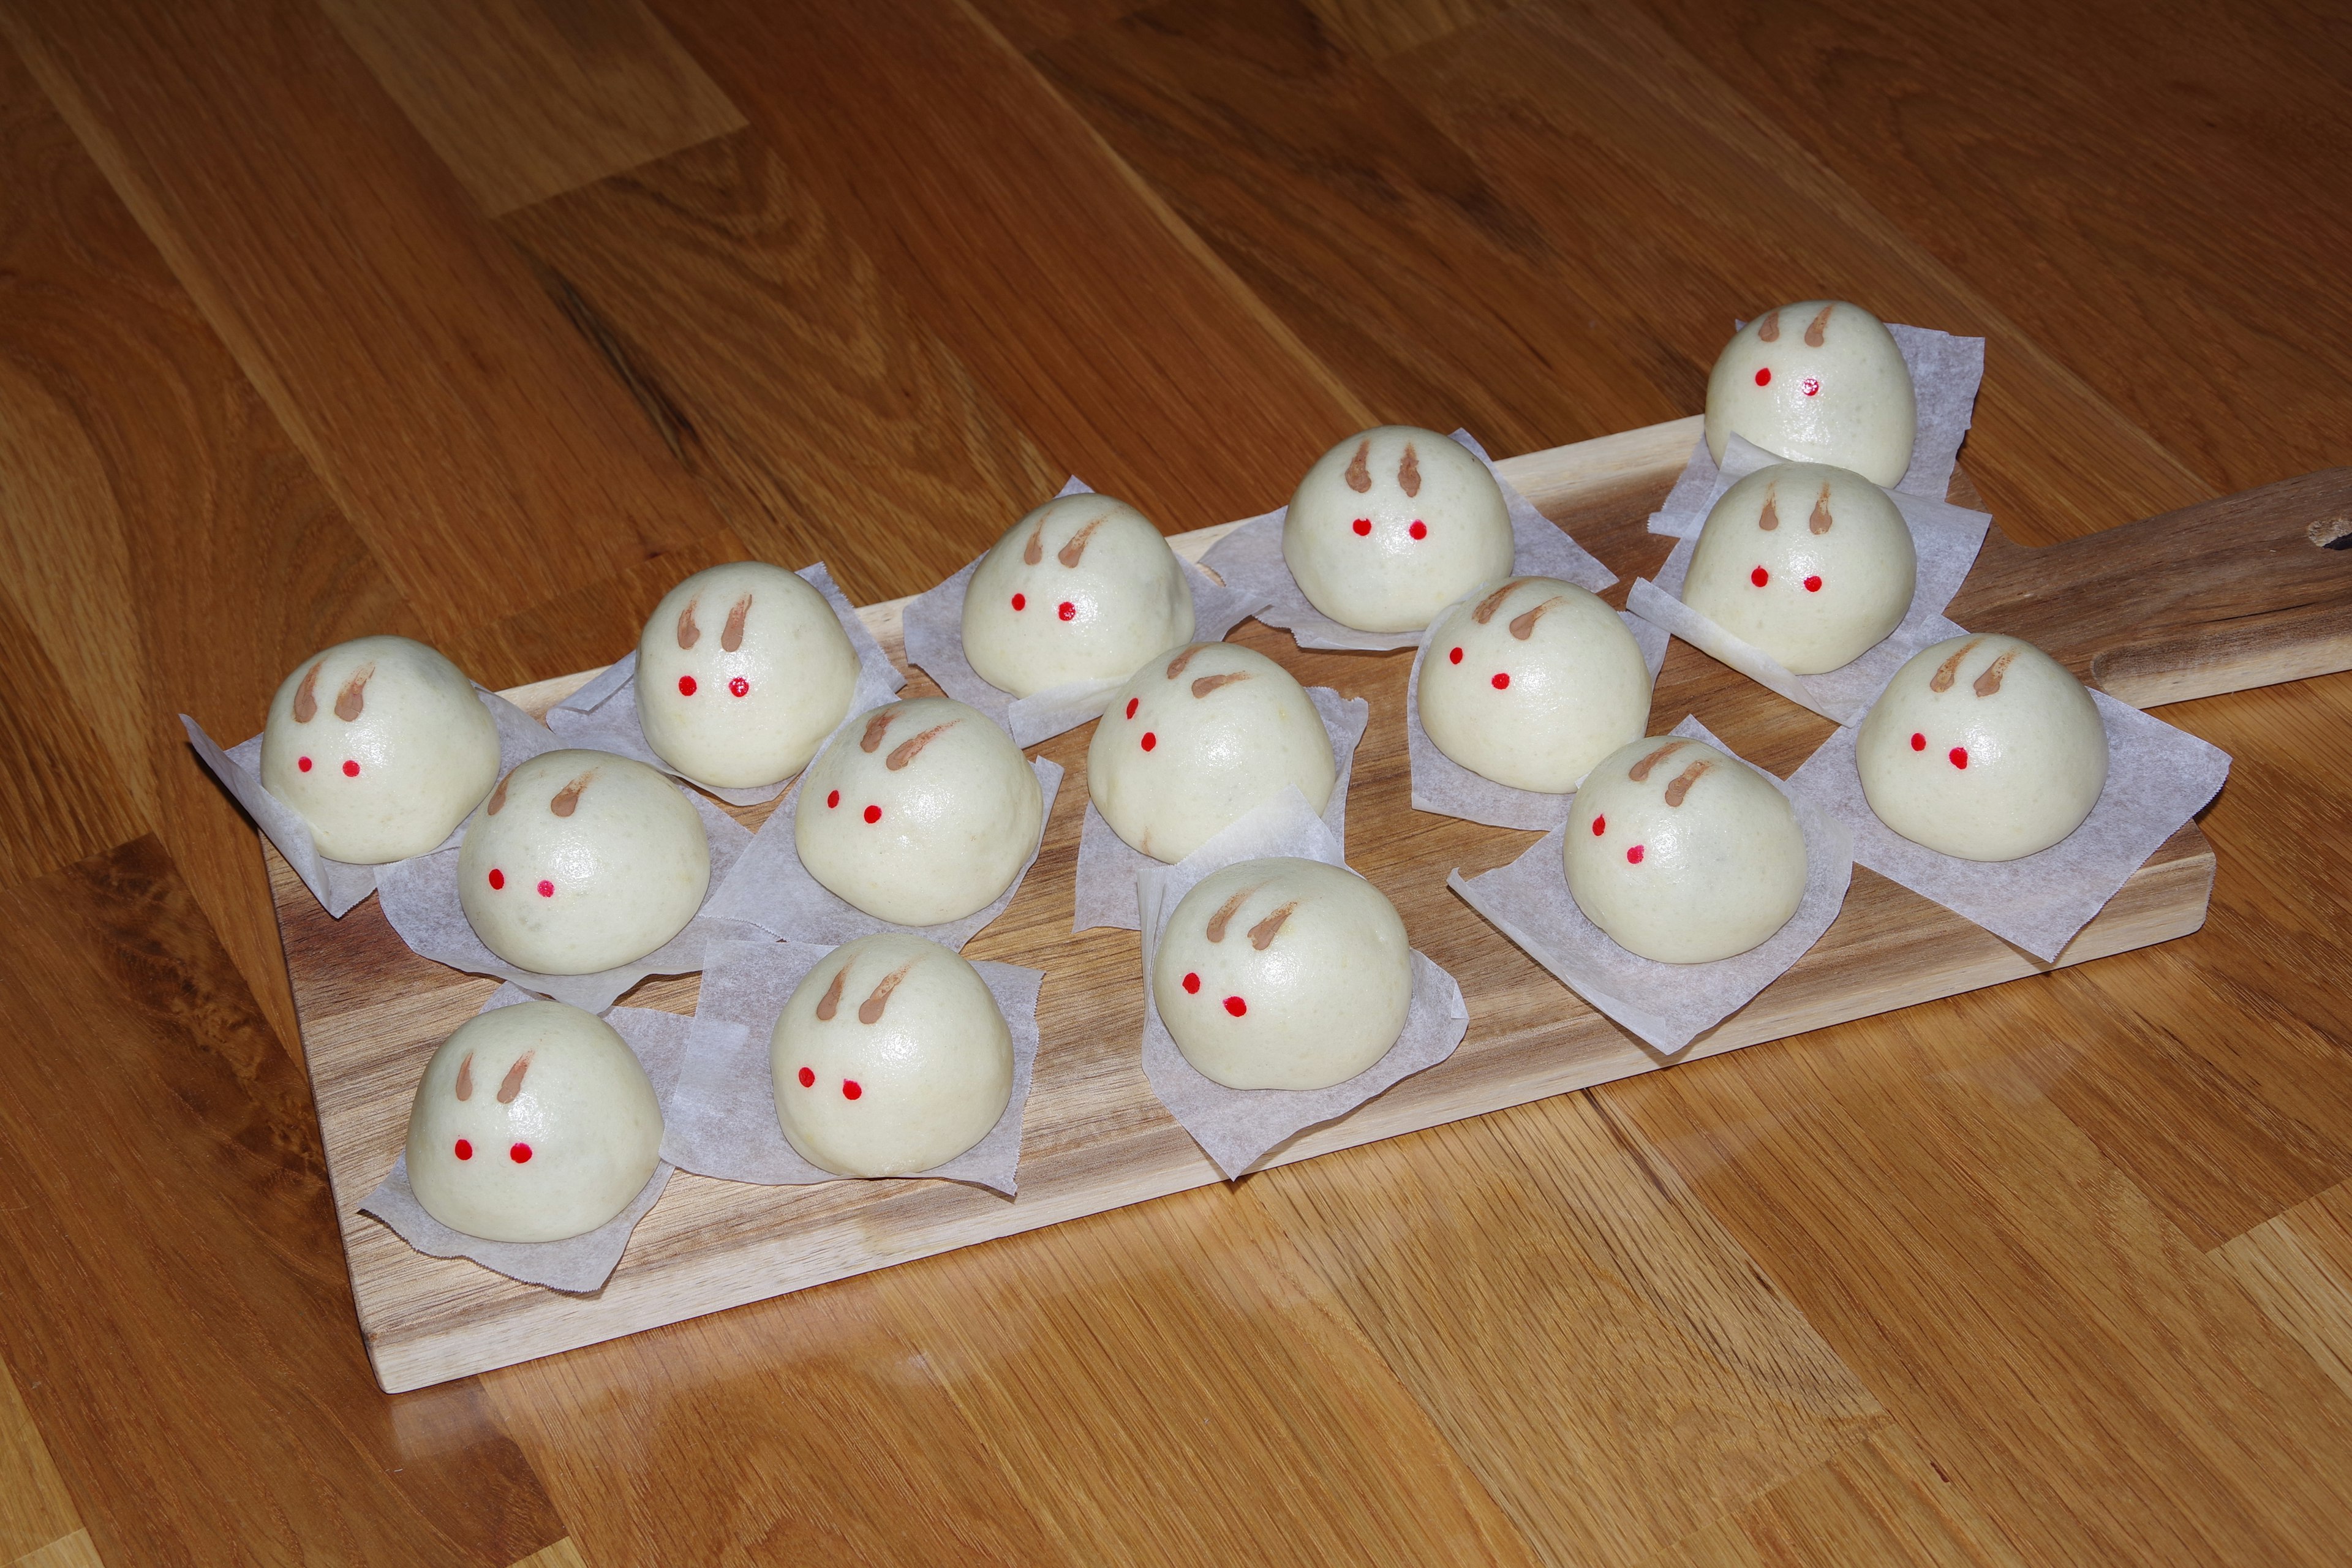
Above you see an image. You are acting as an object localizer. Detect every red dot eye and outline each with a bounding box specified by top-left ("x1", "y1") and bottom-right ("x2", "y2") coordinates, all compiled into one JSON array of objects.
[
  {"x1": 1223, "y1": 996, "x2": 1247, "y2": 1017},
  {"x1": 1801, "y1": 377, "x2": 1820, "y2": 397},
  {"x1": 453, "y1": 1138, "x2": 472, "y2": 1161},
  {"x1": 1058, "y1": 601, "x2": 1076, "y2": 621},
  {"x1": 297, "y1": 755, "x2": 312, "y2": 772},
  {"x1": 1141, "y1": 732, "x2": 1157, "y2": 752},
  {"x1": 487, "y1": 869, "x2": 505, "y2": 891},
  {"x1": 729, "y1": 676, "x2": 749, "y2": 697},
  {"x1": 677, "y1": 675, "x2": 697, "y2": 696},
  {"x1": 537, "y1": 880, "x2": 554, "y2": 898},
  {"x1": 863, "y1": 804, "x2": 882, "y2": 824},
  {"x1": 1409, "y1": 520, "x2": 1428, "y2": 540},
  {"x1": 1448, "y1": 646, "x2": 1463, "y2": 665},
  {"x1": 797, "y1": 1066, "x2": 815, "y2": 1088},
  {"x1": 509, "y1": 1142, "x2": 532, "y2": 1164},
  {"x1": 1627, "y1": 844, "x2": 1646, "y2": 864},
  {"x1": 1755, "y1": 366, "x2": 1772, "y2": 386},
  {"x1": 1751, "y1": 566, "x2": 1770, "y2": 587},
  {"x1": 1352, "y1": 518, "x2": 1371, "y2": 536},
  {"x1": 1910, "y1": 733, "x2": 1926, "y2": 752},
  {"x1": 1949, "y1": 747, "x2": 1969, "y2": 769},
  {"x1": 826, "y1": 789, "x2": 840, "y2": 809},
  {"x1": 842, "y1": 1080, "x2": 862, "y2": 1101},
  {"x1": 1011, "y1": 593, "x2": 1026, "y2": 611},
  {"x1": 1125, "y1": 697, "x2": 1139, "y2": 719},
  {"x1": 1804, "y1": 575, "x2": 1823, "y2": 593},
  {"x1": 342, "y1": 760, "x2": 360, "y2": 777},
  {"x1": 1182, "y1": 972, "x2": 1201, "y2": 994},
  {"x1": 1491, "y1": 673, "x2": 1510, "y2": 690},
  {"x1": 1591, "y1": 814, "x2": 1606, "y2": 836}
]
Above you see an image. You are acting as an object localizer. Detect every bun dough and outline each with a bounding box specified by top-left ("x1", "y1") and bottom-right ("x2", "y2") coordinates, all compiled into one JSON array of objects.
[
  {"x1": 1419, "y1": 577, "x2": 1653, "y2": 792},
  {"x1": 1565, "y1": 737, "x2": 1807, "y2": 963},
  {"x1": 1856, "y1": 633, "x2": 2108, "y2": 861},
  {"x1": 1088, "y1": 643, "x2": 1336, "y2": 864},
  {"x1": 1152, "y1": 857, "x2": 1411, "y2": 1090},
  {"x1": 405, "y1": 1000, "x2": 662, "y2": 1243},
  {"x1": 259, "y1": 635, "x2": 499, "y2": 862},
  {"x1": 1705, "y1": 301, "x2": 1917, "y2": 486},
  {"x1": 961, "y1": 494, "x2": 1196, "y2": 696},
  {"x1": 795, "y1": 698, "x2": 1042, "y2": 925},
  {"x1": 635, "y1": 562, "x2": 859, "y2": 790},
  {"x1": 458, "y1": 749, "x2": 710, "y2": 974},
  {"x1": 770, "y1": 933, "x2": 1013, "y2": 1176},
  {"x1": 1283, "y1": 426, "x2": 1515, "y2": 633},
  {"x1": 1683, "y1": 463, "x2": 1918, "y2": 674}
]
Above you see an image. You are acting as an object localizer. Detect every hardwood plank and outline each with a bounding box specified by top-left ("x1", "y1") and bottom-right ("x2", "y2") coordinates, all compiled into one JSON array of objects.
[
  {"x1": 1629, "y1": 0, "x2": 2352, "y2": 496},
  {"x1": 507, "y1": 1541, "x2": 588, "y2": 1568},
  {"x1": 1027, "y1": 0, "x2": 1687, "y2": 459},
  {"x1": 0, "y1": 587, "x2": 143, "y2": 889},
  {"x1": 0, "y1": 837, "x2": 564, "y2": 1567},
  {"x1": 646, "y1": 0, "x2": 1372, "y2": 528},
  {"x1": 2215, "y1": 1177, "x2": 2352, "y2": 1409},
  {"x1": 968, "y1": 0, "x2": 1158, "y2": 54},
  {"x1": 496, "y1": 129, "x2": 1063, "y2": 607},
  {"x1": 1613, "y1": 982, "x2": 2352, "y2": 1566},
  {"x1": 0, "y1": 1363, "x2": 79, "y2": 1565},
  {"x1": 0, "y1": 0, "x2": 725, "y2": 636},
  {"x1": 318, "y1": 0, "x2": 744, "y2": 216},
  {"x1": 8, "y1": 1532, "x2": 101, "y2": 1568},
  {"x1": 1366, "y1": 0, "x2": 2217, "y2": 545},
  {"x1": 1247, "y1": 1095, "x2": 1882, "y2": 1565},
  {"x1": 1295, "y1": 0, "x2": 1509, "y2": 61}
]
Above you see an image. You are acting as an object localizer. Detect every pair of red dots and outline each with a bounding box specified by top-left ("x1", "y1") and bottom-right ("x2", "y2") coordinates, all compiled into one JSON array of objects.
[
  {"x1": 296, "y1": 756, "x2": 361, "y2": 777},
  {"x1": 823, "y1": 790, "x2": 885, "y2": 824},
  {"x1": 1754, "y1": 368, "x2": 1822, "y2": 396},
  {"x1": 452, "y1": 1139, "x2": 529, "y2": 1163},
  {"x1": 1009, "y1": 594, "x2": 1077, "y2": 620},
  {"x1": 1749, "y1": 567, "x2": 1825, "y2": 592},
  {"x1": 676, "y1": 675, "x2": 751, "y2": 698},
  {"x1": 794, "y1": 1066, "x2": 862, "y2": 1099},
  {"x1": 1911, "y1": 733, "x2": 1969, "y2": 768},
  {"x1": 485, "y1": 869, "x2": 555, "y2": 897},
  {"x1": 1178, "y1": 972, "x2": 1247, "y2": 1016},
  {"x1": 1444, "y1": 647, "x2": 1511, "y2": 689},
  {"x1": 1352, "y1": 519, "x2": 1429, "y2": 539},
  {"x1": 1590, "y1": 815, "x2": 1644, "y2": 864},
  {"x1": 1125, "y1": 696, "x2": 1157, "y2": 750}
]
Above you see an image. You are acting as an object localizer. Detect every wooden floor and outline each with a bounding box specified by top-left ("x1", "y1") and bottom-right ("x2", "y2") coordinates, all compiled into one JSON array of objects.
[{"x1": 0, "y1": 0, "x2": 2346, "y2": 1561}]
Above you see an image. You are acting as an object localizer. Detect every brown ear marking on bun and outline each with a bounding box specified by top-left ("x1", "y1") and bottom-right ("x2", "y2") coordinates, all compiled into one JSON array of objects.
[
  {"x1": 1205, "y1": 883, "x2": 1262, "y2": 943},
  {"x1": 1398, "y1": 442, "x2": 1422, "y2": 499},
  {"x1": 1471, "y1": 579, "x2": 1524, "y2": 624},
  {"x1": 1164, "y1": 645, "x2": 1207, "y2": 680},
  {"x1": 1344, "y1": 439, "x2": 1372, "y2": 494},
  {"x1": 1246, "y1": 901, "x2": 1297, "y2": 951},
  {"x1": 454, "y1": 1050, "x2": 475, "y2": 1101},
  {"x1": 1809, "y1": 483, "x2": 1834, "y2": 535},
  {"x1": 496, "y1": 1051, "x2": 534, "y2": 1105},
  {"x1": 1930, "y1": 637, "x2": 1985, "y2": 693},
  {"x1": 292, "y1": 660, "x2": 323, "y2": 722},
  {"x1": 677, "y1": 595, "x2": 702, "y2": 650},
  {"x1": 550, "y1": 770, "x2": 597, "y2": 816},
  {"x1": 886, "y1": 722, "x2": 957, "y2": 770},
  {"x1": 1628, "y1": 740, "x2": 1687, "y2": 782},
  {"x1": 721, "y1": 594, "x2": 753, "y2": 652},
  {"x1": 1508, "y1": 597, "x2": 1565, "y2": 641},
  {"x1": 1804, "y1": 304, "x2": 1834, "y2": 347},
  {"x1": 1057, "y1": 515, "x2": 1107, "y2": 568},
  {"x1": 814, "y1": 964, "x2": 846, "y2": 1022},
  {"x1": 1022, "y1": 518, "x2": 1046, "y2": 567},
  {"x1": 334, "y1": 663, "x2": 374, "y2": 722},
  {"x1": 486, "y1": 771, "x2": 512, "y2": 815},
  {"x1": 1663, "y1": 759, "x2": 1712, "y2": 807},
  {"x1": 1757, "y1": 308, "x2": 1781, "y2": 343},
  {"x1": 860, "y1": 710, "x2": 897, "y2": 752},
  {"x1": 1973, "y1": 650, "x2": 2018, "y2": 697},
  {"x1": 1758, "y1": 486, "x2": 1780, "y2": 531},
  {"x1": 858, "y1": 962, "x2": 916, "y2": 1025},
  {"x1": 1191, "y1": 673, "x2": 1251, "y2": 698}
]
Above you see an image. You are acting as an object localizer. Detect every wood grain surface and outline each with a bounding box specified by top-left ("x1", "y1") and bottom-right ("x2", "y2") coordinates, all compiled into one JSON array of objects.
[{"x1": 0, "y1": 0, "x2": 2346, "y2": 1562}]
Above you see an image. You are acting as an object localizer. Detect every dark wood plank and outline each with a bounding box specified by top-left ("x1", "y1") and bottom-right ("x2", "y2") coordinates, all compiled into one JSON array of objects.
[{"x1": 0, "y1": 838, "x2": 565, "y2": 1567}]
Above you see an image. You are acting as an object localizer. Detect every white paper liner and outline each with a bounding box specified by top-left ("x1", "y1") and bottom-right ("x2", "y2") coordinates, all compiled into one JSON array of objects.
[
  {"x1": 1134, "y1": 788, "x2": 1469, "y2": 1180},
  {"x1": 544, "y1": 562, "x2": 905, "y2": 807},
  {"x1": 1648, "y1": 322, "x2": 1986, "y2": 537},
  {"x1": 356, "y1": 986, "x2": 694, "y2": 1294},
  {"x1": 901, "y1": 478, "x2": 1272, "y2": 747},
  {"x1": 1199, "y1": 430, "x2": 1618, "y2": 652},
  {"x1": 660, "y1": 938, "x2": 1042, "y2": 1196},
  {"x1": 1627, "y1": 434, "x2": 1992, "y2": 723},
  {"x1": 376, "y1": 787, "x2": 761, "y2": 1012},
  {"x1": 1787, "y1": 691, "x2": 2230, "y2": 962},
  {"x1": 1073, "y1": 687, "x2": 1369, "y2": 932},
  {"x1": 701, "y1": 733, "x2": 1063, "y2": 951},
  {"x1": 1449, "y1": 716, "x2": 1855, "y2": 1055},
  {"x1": 180, "y1": 687, "x2": 567, "y2": 919},
  {"x1": 1403, "y1": 609, "x2": 1670, "y2": 831}
]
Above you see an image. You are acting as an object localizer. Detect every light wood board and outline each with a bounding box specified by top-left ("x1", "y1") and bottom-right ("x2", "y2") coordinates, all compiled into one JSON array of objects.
[{"x1": 269, "y1": 418, "x2": 2352, "y2": 1391}]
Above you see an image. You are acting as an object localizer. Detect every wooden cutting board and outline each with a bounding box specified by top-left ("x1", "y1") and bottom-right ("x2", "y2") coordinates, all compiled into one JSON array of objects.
[{"x1": 264, "y1": 415, "x2": 2352, "y2": 1391}]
